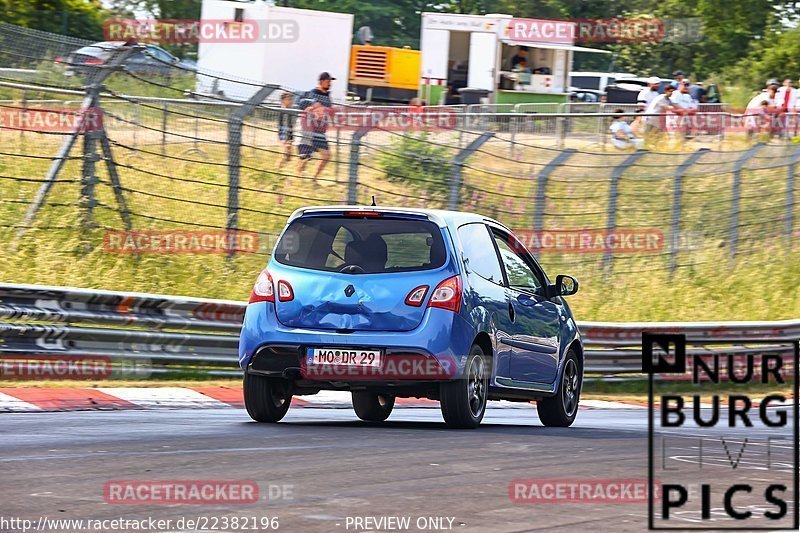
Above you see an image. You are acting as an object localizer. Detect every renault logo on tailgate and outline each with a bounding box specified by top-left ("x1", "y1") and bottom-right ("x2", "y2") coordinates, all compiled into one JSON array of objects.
[{"x1": 344, "y1": 284, "x2": 355, "y2": 297}]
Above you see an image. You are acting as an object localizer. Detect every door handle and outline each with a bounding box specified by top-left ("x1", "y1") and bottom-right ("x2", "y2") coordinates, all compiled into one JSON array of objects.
[{"x1": 508, "y1": 302, "x2": 516, "y2": 322}]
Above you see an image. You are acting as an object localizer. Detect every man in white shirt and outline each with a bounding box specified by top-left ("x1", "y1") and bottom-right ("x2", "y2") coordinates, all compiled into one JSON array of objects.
[
  {"x1": 637, "y1": 77, "x2": 660, "y2": 111},
  {"x1": 670, "y1": 80, "x2": 698, "y2": 136},
  {"x1": 670, "y1": 80, "x2": 698, "y2": 110},
  {"x1": 643, "y1": 84, "x2": 676, "y2": 133},
  {"x1": 745, "y1": 85, "x2": 780, "y2": 137}
]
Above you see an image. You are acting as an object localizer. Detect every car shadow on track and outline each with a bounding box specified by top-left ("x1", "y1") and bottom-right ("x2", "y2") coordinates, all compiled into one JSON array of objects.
[{"x1": 238, "y1": 419, "x2": 646, "y2": 439}]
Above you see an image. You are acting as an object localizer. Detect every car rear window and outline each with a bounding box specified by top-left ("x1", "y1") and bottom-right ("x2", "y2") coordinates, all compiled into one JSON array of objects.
[{"x1": 273, "y1": 216, "x2": 446, "y2": 274}]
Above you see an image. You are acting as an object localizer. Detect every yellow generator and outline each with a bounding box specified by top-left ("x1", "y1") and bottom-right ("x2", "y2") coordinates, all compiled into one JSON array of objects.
[{"x1": 349, "y1": 45, "x2": 421, "y2": 103}]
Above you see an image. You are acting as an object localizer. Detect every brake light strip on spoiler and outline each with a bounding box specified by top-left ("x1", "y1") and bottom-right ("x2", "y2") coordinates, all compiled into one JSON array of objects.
[{"x1": 286, "y1": 206, "x2": 447, "y2": 227}]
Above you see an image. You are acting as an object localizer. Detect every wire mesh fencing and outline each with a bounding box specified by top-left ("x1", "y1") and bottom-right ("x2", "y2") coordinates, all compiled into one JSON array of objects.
[{"x1": 0, "y1": 22, "x2": 798, "y2": 304}]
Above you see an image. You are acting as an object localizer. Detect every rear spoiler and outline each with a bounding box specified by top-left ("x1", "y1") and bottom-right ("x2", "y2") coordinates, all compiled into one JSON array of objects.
[{"x1": 287, "y1": 206, "x2": 448, "y2": 227}]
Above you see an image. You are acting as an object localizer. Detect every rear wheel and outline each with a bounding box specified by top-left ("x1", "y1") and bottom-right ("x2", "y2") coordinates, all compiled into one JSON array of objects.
[
  {"x1": 440, "y1": 344, "x2": 488, "y2": 429},
  {"x1": 352, "y1": 392, "x2": 395, "y2": 422},
  {"x1": 537, "y1": 350, "x2": 581, "y2": 427},
  {"x1": 243, "y1": 372, "x2": 292, "y2": 423}
]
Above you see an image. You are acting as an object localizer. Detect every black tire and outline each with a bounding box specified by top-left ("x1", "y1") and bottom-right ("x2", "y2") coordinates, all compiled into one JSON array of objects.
[
  {"x1": 440, "y1": 344, "x2": 489, "y2": 429},
  {"x1": 352, "y1": 392, "x2": 395, "y2": 422},
  {"x1": 243, "y1": 372, "x2": 292, "y2": 423},
  {"x1": 537, "y1": 349, "x2": 581, "y2": 427}
]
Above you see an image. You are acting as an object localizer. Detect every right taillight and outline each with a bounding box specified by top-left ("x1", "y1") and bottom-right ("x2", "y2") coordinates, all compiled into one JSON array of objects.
[
  {"x1": 249, "y1": 269, "x2": 274, "y2": 303},
  {"x1": 427, "y1": 275, "x2": 462, "y2": 313}
]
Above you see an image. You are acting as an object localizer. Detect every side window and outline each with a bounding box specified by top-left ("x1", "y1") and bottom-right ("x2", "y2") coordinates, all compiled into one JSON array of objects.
[
  {"x1": 146, "y1": 46, "x2": 171, "y2": 62},
  {"x1": 492, "y1": 233, "x2": 542, "y2": 292},
  {"x1": 457, "y1": 223, "x2": 504, "y2": 284}
]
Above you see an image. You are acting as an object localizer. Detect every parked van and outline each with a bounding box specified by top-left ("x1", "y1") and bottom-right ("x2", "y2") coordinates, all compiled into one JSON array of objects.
[{"x1": 569, "y1": 71, "x2": 635, "y2": 92}]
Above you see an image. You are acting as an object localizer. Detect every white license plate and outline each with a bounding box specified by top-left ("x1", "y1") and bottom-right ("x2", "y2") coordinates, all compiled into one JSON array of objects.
[{"x1": 309, "y1": 348, "x2": 382, "y2": 367}]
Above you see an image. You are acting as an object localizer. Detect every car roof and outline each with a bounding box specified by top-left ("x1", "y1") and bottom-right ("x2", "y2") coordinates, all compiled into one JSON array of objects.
[
  {"x1": 618, "y1": 77, "x2": 676, "y2": 85},
  {"x1": 288, "y1": 205, "x2": 510, "y2": 231}
]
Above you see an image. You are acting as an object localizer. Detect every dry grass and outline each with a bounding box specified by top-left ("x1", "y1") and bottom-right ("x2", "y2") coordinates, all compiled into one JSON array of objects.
[{"x1": 0, "y1": 104, "x2": 798, "y2": 321}]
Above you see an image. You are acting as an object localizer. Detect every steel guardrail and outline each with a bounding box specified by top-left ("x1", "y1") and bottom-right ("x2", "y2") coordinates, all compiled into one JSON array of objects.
[{"x1": 0, "y1": 283, "x2": 797, "y2": 379}]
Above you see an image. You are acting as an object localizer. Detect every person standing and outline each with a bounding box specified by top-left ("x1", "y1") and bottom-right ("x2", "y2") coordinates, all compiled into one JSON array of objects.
[
  {"x1": 670, "y1": 70, "x2": 685, "y2": 89},
  {"x1": 297, "y1": 72, "x2": 335, "y2": 180},
  {"x1": 510, "y1": 47, "x2": 529, "y2": 69},
  {"x1": 688, "y1": 81, "x2": 707, "y2": 104},
  {"x1": 637, "y1": 77, "x2": 660, "y2": 111},
  {"x1": 643, "y1": 84, "x2": 677, "y2": 134},
  {"x1": 745, "y1": 83, "x2": 779, "y2": 138},
  {"x1": 670, "y1": 80, "x2": 698, "y2": 137}
]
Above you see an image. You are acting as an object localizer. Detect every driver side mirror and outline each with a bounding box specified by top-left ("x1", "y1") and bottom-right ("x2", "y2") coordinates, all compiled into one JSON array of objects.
[{"x1": 548, "y1": 274, "x2": 579, "y2": 298}]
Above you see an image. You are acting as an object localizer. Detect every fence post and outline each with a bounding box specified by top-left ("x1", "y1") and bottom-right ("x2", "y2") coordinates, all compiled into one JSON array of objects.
[
  {"x1": 80, "y1": 91, "x2": 101, "y2": 231},
  {"x1": 556, "y1": 115, "x2": 566, "y2": 148},
  {"x1": 13, "y1": 45, "x2": 141, "y2": 247},
  {"x1": 786, "y1": 146, "x2": 800, "y2": 248},
  {"x1": 348, "y1": 128, "x2": 369, "y2": 204},
  {"x1": 729, "y1": 143, "x2": 764, "y2": 260},
  {"x1": 533, "y1": 149, "x2": 576, "y2": 232},
  {"x1": 449, "y1": 132, "x2": 494, "y2": 210},
  {"x1": 509, "y1": 113, "x2": 518, "y2": 157},
  {"x1": 161, "y1": 103, "x2": 167, "y2": 155},
  {"x1": 227, "y1": 84, "x2": 278, "y2": 257},
  {"x1": 335, "y1": 128, "x2": 341, "y2": 183},
  {"x1": 669, "y1": 148, "x2": 708, "y2": 274},
  {"x1": 603, "y1": 150, "x2": 646, "y2": 272},
  {"x1": 99, "y1": 135, "x2": 133, "y2": 232}
]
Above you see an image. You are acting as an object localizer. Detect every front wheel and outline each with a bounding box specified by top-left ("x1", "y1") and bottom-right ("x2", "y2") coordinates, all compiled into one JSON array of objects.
[
  {"x1": 440, "y1": 344, "x2": 488, "y2": 429},
  {"x1": 243, "y1": 372, "x2": 292, "y2": 423},
  {"x1": 352, "y1": 392, "x2": 395, "y2": 422},
  {"x1": 537, "y1": 350, "x2": 581, "y2": 427}
]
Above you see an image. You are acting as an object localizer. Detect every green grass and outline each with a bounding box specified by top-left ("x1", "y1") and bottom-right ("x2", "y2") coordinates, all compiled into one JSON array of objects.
[{"x1": 0, "y1": 60, "x2": 198, "y2": 101}]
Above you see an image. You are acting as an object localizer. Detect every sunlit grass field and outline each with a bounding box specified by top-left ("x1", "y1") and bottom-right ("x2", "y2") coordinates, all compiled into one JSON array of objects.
[{"x1": 1, "y1": 104, "x2": 798, "y2": 322}]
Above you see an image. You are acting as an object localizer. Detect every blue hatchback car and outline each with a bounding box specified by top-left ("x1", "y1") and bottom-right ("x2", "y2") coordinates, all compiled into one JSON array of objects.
[{"x1": 239, "y1": 206, "x2": 583, "y2": 428}]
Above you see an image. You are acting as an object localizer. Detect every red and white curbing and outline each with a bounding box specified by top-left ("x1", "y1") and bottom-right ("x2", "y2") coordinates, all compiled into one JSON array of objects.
[{"x1": 0, "y1": 387, "x2": 651, "y2": 413}]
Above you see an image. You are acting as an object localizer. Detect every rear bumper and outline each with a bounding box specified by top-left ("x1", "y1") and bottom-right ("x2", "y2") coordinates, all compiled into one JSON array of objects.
[{"x1": 239, "y1": 302, "x2": 474, "y2": 380}]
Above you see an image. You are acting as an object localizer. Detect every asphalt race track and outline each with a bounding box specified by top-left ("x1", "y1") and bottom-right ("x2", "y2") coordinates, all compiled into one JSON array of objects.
[{"x1": 0, "y1": 406, "x2": 795, "y2": 532}]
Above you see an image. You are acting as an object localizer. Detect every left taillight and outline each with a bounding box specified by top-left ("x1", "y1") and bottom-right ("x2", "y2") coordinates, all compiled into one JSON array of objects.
[
  {"x1": 405, "y1": 285, "x2": 429, "y2": 307},
  {"x1": 427, "y1": 275, "x2": 462, "y2": 313},
  {"x1": 249, "y1": 269, "x2": 274, "y2": 303}
]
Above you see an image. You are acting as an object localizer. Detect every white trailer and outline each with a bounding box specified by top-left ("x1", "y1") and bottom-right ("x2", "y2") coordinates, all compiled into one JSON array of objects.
[
  {"x1": 420, "y1": 13, "x2": 609, "y2": 105},
  {"x1": 197, "y1": 0, "x2": 353, "y2": 101}
]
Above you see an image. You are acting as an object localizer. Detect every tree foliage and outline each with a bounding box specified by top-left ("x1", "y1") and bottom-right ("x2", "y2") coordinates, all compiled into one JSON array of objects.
[{"x1": 1, "y1": 0, "x2": 110, "y2": 40}]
